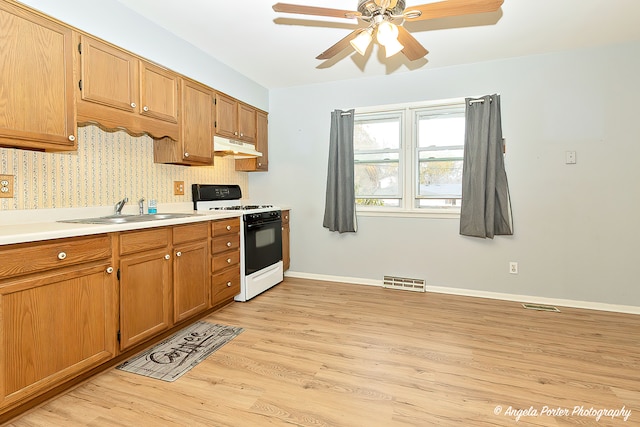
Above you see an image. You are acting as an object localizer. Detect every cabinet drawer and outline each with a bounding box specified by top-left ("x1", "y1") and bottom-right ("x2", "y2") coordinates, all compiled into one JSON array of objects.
[
  {"x1": 172, "y1": 221, "x2": 208, "y2": 245},
  {"x1": 0, "y1": 235, "x2": 112, "y2": 279},
  {"x1": 212, "y1": 250, "x2": 240, "y2": 274},
  {"x1": 211, "y1": 234, "x2": 240, "y2": 255},
  {"x1": 211, "y1": 218, "x2": 240, "y2": 237},
  {"x1": 212, "y1": 266, "x2": 240, "y2": 303},
  {"x1": 119, "y1": 228, "x2": 170, "y2": 256}
]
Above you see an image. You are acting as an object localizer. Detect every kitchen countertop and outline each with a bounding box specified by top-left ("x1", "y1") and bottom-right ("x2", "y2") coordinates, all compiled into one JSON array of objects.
[{"x1": 0, "y1": 206, "x2": 241, "y2": 246}]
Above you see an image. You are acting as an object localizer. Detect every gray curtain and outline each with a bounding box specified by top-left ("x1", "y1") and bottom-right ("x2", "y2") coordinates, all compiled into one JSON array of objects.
[
  {"x1": 323, "y1": 109, "x2": 357, "y2": 233},
  {"x1": 460, "y1": 95, "x2": 513, "y2": 238}
]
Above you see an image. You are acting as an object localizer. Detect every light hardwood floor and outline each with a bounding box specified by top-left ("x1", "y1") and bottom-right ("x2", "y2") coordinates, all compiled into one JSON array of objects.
[{"x1": 7, "y1": 278, "x2": 640, "y2": 426}]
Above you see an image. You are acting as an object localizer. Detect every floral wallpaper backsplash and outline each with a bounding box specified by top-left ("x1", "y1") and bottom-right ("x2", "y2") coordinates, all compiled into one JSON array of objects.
[{"x1": 0, "y1": 125, "x2": 248, "y2": 210}]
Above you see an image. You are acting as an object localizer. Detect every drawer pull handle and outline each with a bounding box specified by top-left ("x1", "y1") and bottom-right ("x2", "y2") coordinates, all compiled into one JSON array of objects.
[
  {"x1": 226, "y1": 281, "x2": 232, "y2": 287},
  {"x1": 164, "y1": 254, "x2": 171, "y2": 260},
  {"x1": 226, "y1": 225, "x2": 231, "y2": 231},
  {"x1": 68, "y1": 135, "x2": 76, "y2": 142},
  {"x1": 227, "y1": 258, "x2": 232, "y2": 264},
  {"x1": 176, "y1": 251, "x2": 182, "y2": 257},
  {"x1": 226, "y1": 242, "x2": 232, "y2": 247},
  {"x1": 106, "y1": 267, "x2": 114, "y2": 274},
  {"x1": 57, "y1": 252, "x2": 67, "y2": 260},
  {"x1": 143, "y1": 105, "x2": 149, "y2": 112},
  {"x1": 131, "y1": 102, "x2": 137, "y2": 109}
]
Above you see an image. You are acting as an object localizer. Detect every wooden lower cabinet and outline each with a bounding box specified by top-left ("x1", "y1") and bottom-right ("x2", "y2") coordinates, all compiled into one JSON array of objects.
[
  {"x1": 211, "y1": 218, "x2": 241, "y2": 306},
  {"x1": 0, "y1": 263, "x2": 116, "y2": 409},
  {"x1": 0, "y1": 218, "x2": 231, "y2": 421},
  {"x1": 118, "y1": 248, "x2": 172, "y2": 351},
  {"x1": 173, "y1": 222, "x2": 209, "y2": 323},
  {"x1": 282, "y1": 210, "x2": 290, "y2": 271},
  {"x1": 118, "y1": 227, "x2": 172, "y2": 351}
]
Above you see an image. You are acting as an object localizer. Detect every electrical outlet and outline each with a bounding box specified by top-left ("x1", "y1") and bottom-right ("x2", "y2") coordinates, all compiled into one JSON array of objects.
[
  {"x1": 509, "y1": 262, "x2": 519, "y2": 275},
  {"x1": 173, "y1": 181, "x2": 185, "y2": 196},
  {"x1": 0, "y1": 174, "x2": 14, "y2": 198}
]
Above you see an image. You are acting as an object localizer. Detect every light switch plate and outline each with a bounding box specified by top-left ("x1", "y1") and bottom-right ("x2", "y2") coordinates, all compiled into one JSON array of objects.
[
  {"x1": 173, "y1": 181, "x2": 185, "y2": 196},
  {"x1": 565, "y1": 151, "x2": 577, "y2": 164},
  {"x1": 0, "y1": 174, "x2": 14, "y2": 198}
]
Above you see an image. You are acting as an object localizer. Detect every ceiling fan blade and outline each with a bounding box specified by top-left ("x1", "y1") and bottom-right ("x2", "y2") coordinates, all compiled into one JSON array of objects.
[
  {"x1": 404, "y1": 0, "x2": 504, "y2": 21},
  {"x1": 273, "y1": 3, "x2": 361, "y2": 19},
  {"x1": 397, "y1": 26, "x2": 428, "y2": 61},
  {"x1": 316, "y1": 29, "x2": 364, "y2": 60}
]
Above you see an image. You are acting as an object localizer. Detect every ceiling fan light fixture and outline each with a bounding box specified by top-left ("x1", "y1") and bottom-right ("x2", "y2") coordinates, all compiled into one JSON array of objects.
[
  {"x1": 375, "y1": 20, "x2": 399, "y2": 46},
  {"x1": 350, "y1": 27, "x2": 374, "y2": 56},
  {"x1": 384, "y1": 37, "x2": 404, "y2": 57}
]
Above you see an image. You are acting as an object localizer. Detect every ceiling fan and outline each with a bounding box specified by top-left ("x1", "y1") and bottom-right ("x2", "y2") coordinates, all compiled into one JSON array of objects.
[{"x1": 272, "y1": 0, "x2": 504, "y2": 61}]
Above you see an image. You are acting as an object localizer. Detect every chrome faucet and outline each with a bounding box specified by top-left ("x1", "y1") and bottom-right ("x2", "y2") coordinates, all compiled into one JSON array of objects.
[
  {"x1": 138, "y1": 197, "x2": 145, "y2": 215},
  {"x1": 114, "y1": 197, "x2": 128, "y2": 215}
]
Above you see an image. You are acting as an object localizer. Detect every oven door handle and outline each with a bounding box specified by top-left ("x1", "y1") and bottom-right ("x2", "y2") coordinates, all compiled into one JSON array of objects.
[{"x1": 246, "y1": 220, "x2": 281, "y2": 229}]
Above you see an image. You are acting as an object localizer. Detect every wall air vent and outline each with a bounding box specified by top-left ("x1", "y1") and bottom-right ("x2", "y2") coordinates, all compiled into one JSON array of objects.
[
  {"x1": 383, "y1": 275, "x2": 426, "y2": 292},
  {"x1": 522, "y1": 303, "x2": 560, "y2": 312}
]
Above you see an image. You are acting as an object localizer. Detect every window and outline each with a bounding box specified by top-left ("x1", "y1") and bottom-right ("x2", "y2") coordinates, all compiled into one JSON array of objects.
[{"x1": 354, "y1": 99, "x2": 466, "y2": 216}]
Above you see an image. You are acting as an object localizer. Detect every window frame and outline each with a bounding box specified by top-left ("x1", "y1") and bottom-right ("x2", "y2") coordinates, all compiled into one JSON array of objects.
[{"x1": 353, "y1": 98, "x2": 467, "y2": 218}]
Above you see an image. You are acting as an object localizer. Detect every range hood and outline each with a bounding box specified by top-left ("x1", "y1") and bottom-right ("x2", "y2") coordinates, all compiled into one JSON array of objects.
[{"x1": 213, "y1": 136, "x2": 262, "y2": 159}]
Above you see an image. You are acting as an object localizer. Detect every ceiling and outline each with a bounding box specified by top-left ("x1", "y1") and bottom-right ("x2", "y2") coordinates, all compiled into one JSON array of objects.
[{"x1": 114, "y1": 0, "x2": 640, "y2": 89}]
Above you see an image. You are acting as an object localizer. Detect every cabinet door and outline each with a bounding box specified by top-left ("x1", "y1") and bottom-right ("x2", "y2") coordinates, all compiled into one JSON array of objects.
[
  {"x1": 181, "y1": 79, "x2": 213, "y2": 164},
  {"x1": 173, "y1": 240, "x2": 209, "y2": 323},
  {"x1": 214, "y1": 92, "x2": 237, "y2": 139},
  {"x1": 140, "y1": 61, "x2": 179, "y2": 123},
  {"x1": 119, "y1": 250, "x2": 171, "y2": 351},
  {"x1": 237, "y1": 103, "x2": 257, "y2": 144},
  {"x1": 79, "y1": 35, "x2": 138, "y2": 112},
  {"x1": 236, "y1": 110, "x2": 268, "y2": 172},
  {"x1": 0, "y1": 2, "x2": 76, "y2": 151},
  {"x1": 0, "y1": 264, "x2": 116, "y2": 407}
]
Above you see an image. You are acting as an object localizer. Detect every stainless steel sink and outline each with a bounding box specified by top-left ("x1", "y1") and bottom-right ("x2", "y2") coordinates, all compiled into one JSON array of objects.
[{"x1": 59, "y1": 213, "x2": 199, "y2": 225}]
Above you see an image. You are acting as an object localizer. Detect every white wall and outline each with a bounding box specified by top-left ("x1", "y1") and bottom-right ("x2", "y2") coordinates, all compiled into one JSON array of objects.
[
  {"x1": 17, "y1": 0, "x2": 268, "y2": 111},
  {"x1": 252, "y1": 41, "x2": 640, "y2": 308}
]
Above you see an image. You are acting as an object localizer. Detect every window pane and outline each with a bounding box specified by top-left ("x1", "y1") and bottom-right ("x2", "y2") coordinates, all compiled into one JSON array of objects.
[
  {"x1": 354, "y1": 117, "x2": 400, "y2": 150},
  {"x1": 356, "y1": 198, "x2": 400, "y2": 207},
  {"x1": 355, "y1": 162, "x2": 399, "y2": 197},
  {"x1": 418, "y1": 159, "x2": 463, "y2": 198},
  {"x1": 417, "y1": 198, "x2": 460, "y2": 208},
  {"x1": 418, "y1": 148, "x2": 463, "y2": 160},
  {"x1": 418, "y1": 115, "x2": 465, "y2": 148},
  {"x1": 355, "y1": 152, "x2": 400, "y2": 162}
]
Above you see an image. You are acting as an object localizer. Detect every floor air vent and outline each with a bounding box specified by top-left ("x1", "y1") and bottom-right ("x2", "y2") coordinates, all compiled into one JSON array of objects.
[
  {"x1": 522, "y1": 303, "x2": 560, "y2": 312},
  {"x1": 383, "y1": 276, "x2": 426, "y2": 292}
]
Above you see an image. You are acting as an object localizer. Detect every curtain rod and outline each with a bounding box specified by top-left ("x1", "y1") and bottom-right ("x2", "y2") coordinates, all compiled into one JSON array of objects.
[{"x1": 468, "y1": 98, "x2": 492, "y2": 105}]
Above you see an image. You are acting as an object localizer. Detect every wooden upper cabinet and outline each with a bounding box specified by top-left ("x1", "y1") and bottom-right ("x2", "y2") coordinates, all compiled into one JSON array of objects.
[
  {"x1": 139, "y1": 61, "x2": 179, "y2": 123},
  {"x1": 215, "y1": 93, "x2": 256, "y2": 144},
  {"x1": 214, "y1": 92, "x2": 238, "y2": 139},
  {"x1": 236, "y1": 110, "x2": 268, "y2": 172},
  {"x1": 78, "y1": 35, "x2": 138, "y2": 112},
  {"x1": 0, "y1": 1, "x2": 76, "y2": 151},
  {"x1": 180, "y1": 79, "x2": 213, "y2": 164},
  {"x1": 153, "y1": 78, "x2": 213, "y2": 165},
  {"x1": 76, "y1": 35, "x2": 179, "y2": 140},
  {"x1": 237, "y1": 102, "x2": 257, "y2": 144}
]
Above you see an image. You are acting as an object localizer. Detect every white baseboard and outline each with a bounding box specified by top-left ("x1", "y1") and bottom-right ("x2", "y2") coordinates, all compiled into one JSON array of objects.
[{"x1": 284, "y1": 271, "x2": 640, "y2": 315}]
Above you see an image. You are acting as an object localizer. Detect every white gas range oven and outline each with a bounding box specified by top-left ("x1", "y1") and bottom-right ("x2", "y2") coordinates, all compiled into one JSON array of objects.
[{"x1": 192, "y1": 184, "x2": 283, "y2": 302}]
